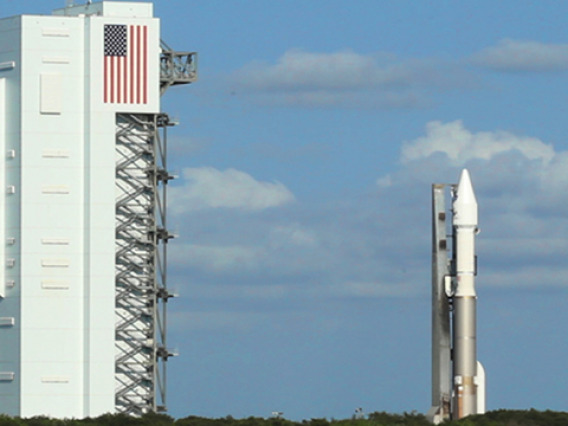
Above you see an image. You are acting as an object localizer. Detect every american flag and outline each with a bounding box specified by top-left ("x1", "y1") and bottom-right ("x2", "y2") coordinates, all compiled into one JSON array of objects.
[{"x1": 104, "y1": 24, "x2": 148, "y2": 104}]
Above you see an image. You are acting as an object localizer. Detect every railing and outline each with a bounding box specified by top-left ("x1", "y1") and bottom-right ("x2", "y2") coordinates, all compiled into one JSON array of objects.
[{"x1": 160, "y1": 40, "x2": 198, "y2": 95}]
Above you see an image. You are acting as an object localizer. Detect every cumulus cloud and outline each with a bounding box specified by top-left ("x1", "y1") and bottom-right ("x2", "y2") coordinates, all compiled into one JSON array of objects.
[
  {"x1": 235, "y1": 49, "x2": 413, "y2": 91},
  {"x1": 472, "y1": 39, "x2": 568, "y2": 72},
  {"x1": 483, "y1": 265, "x2": 568, "y2": 289},
  {"x1": 170, "y1": 310, "x2": 273, "y2": 332},
  {"x1": 395, "y1": 121, "x2": 568, "y2": 210},
  {"x1": 330, "y1": 281, "x2": 425, "y2": 298},
  {"x1": 229, "y1": 49, "x2": 463, "y2": 108},
  {"x1": 269, "y1": 224, "x2": 318, "y2": 249},
  {"x1": 168, "y1": 135, "x2": 212, "y2": 159},
  {"x1": 401, "y1": 120, "x2": 555, "y2": 165},
  {"x1": 169, "y1": 167, "x2": 295, "y2": 214},
  {"x1": 375, "y1": 120, "x2": 568, "y2": 292},
  {"x1": 168, "y1": 120, "x2": 568, "y2": 330},
  {"x1": 170, "y1": 243, "x2": 263, "y2": 273}
]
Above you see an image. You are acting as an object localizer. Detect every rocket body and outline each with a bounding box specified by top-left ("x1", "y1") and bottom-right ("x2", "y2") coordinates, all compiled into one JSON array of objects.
[{"x1": 451, "y1": 169, "x2": 478, "y2": 419}]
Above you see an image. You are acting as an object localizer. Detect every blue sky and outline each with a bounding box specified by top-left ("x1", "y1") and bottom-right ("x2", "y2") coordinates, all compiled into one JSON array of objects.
[{"x1": 5, "y1": 0, "x2": 568, "y2": 421}]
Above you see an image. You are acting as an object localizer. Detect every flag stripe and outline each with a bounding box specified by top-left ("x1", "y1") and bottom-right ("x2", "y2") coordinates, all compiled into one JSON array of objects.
[
  {"x1": 130, "y1": 25, "x2": 134, "y2": 104},
  {"x1": 117, "y1": 57, "x2": 121, "y2": 103},
  {"x1": 143, "y1": 26, "x2": 147, "y2": 104},
  {"x1": 137, "y1": 25, "x2": 141, "y2": 104},
  {"x1": 104, "y1": 55, "x2": 107, "y2": 103},
  {"x1": 110, "y1": 57, "x2": 114, "y2": 103},
  {"x1": 123, "y1": 52, "x2": 127, "y2": 103}
]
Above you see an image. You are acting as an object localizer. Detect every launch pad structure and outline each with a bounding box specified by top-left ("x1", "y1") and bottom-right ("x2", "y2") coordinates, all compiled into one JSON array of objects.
[
  {"x1": 429, "y1": 183, "x2": 453, "y2": 422},
  {"x1": 115, "y1": 44, "x2": 197, "y2": 416},
  {"x1": 428, "y1": 171, "x2": 486, "y2": 424},
  {"x1": 0, "y1": 1, "x2": 197, "y2": 418}
]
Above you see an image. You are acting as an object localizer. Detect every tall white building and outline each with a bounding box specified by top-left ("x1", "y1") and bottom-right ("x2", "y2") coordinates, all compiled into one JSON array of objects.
[{"x1": 0, "y1": 1, "x2": 195, "y2": 418}]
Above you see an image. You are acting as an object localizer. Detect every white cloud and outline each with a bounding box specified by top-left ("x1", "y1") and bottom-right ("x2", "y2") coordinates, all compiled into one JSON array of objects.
[
  {"x1": 229, "y1": 49, "x2": 463, "y2": 108},
  {"x1": 376, "y1": 174, "x2": 392, "y2": 188},
  {"x1": 235, "y1": 49, "x2": 412, "y2": 91},
  {"x1": 480, "y1": 238, "x2": 568, "y2": 265},
  {"x1": 472, "y1": 39, "x2": 568, "y2": 72},
  {"x1": 393, "y1": 122, "x2": 568, "y2": 213},
  {"x1": 169, "y1": 310, "x2": 272, "y2": 332},
  {"x1": 369, "y1": 120, "x2": 568, "y2": 293},
  {"x1": 330, "y1": 281, "x2": 425, "y2": 298},
  {"x1": 168, "y1": 134, "x2": 212, "y2": 158},
  {"x1": 538, "y1": 151, "x2": 568, "y2": 191},
  {"x1": 269, "y1": 224, "x2": 318, "y2": 249},
  {"x1": 166, "y1": 121, "x2": 568, "y2": 320},
  {"x1": 401, "y1": 120, "x2": 554, "y2": 165},
  {"x1": 180, "y1": 282, "x2": 290, "y2": 301},
  {"x1": 483, "y1": 266, "x2": 568, "y2": 289},
  {"x1": 170, "y1": 243, "x2": 263, "y2": 273},
  {"x1": 169, "y1": 167, "x2": 295, "y2": 214},
  {"x1": 248, "y1": 90, "x2": 424, "y2": 109}
]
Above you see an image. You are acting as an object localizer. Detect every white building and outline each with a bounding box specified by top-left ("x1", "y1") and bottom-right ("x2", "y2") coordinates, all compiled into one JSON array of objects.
[{"x1": 0, "y1": 1, "x2": 195, "y2": 418}]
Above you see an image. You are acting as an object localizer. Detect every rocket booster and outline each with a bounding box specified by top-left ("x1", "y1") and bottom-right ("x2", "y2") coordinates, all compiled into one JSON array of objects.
[{"x1": 451, "y1": 169, "x2": 478, "y2": 419}]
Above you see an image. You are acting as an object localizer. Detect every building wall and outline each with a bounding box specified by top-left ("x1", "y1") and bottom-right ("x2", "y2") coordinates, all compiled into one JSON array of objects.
[
  {"x1": 19, "y1": 14, "x2": 88, "y2": 418},
  {"x1": 0, "y1": 15, "x2": 23, "y2": 417},
  {"x1": 0, "y1": 2, "x2": 160, "y2": 418}
]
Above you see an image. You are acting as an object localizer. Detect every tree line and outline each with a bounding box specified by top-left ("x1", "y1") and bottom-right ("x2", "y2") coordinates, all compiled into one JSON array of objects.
[{"x1": 1, "y1": 409, "x2": 568, "y2": 426}]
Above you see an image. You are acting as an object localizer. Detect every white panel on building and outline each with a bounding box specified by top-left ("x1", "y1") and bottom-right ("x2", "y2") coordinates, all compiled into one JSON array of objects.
[
  {"x1": 40, "y1": 73, "x2": 63, "y2": 114},
  {"x1": 41, "y1": 238, "x2": 70, "y2": 245},
  {"x1": 41, "y1": 259, "x2": 70, "y2": 268},
  {"x1": 41, "y1": 185, "x2": 69, "y2": 194},
  {"x1": 42, "y1": 57, "x2": 70, "y2": 65},
  {"x1": 41, "y1": 376, "x2": 70, "y2": 383},
  {"x1": 41, "y1": 280, "x2": 70, "y2": 290},
  {"x1": 42, "y1": 28, "x2": 71, "y2": 38},
  {"x1": 42, "y1": 149, "x2": 69, "y2": 158}
]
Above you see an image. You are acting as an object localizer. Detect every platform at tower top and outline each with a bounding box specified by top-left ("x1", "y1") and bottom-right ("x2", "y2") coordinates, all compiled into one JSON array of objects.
[{"x1": 52, "y1": 1, "x2": 153, "y2": 18}]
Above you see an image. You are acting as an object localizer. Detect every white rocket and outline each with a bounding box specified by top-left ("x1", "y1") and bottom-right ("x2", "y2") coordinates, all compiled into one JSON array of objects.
[
  {"x1": 451, "y1": 169, "x2": 479, "y2": 419},
  {"x1": 428, "y1": 169, "x2": 485, "y2": 424}
]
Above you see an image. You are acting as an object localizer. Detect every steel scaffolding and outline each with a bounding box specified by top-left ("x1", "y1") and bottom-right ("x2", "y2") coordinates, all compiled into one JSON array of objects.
[
  {"x1": 115, "y1": 41, "x2": 196, "y2": 415},
  {"x1": 160, "y1": 40, "x2": 198, "y2": 94}
]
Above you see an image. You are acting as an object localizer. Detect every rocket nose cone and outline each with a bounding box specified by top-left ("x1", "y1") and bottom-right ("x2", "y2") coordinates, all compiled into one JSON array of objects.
[
  {"x1": 453, "y1": 168, "x2": 478, "y2": 226},
  {"x1": 457, "y1": 169, "x2": 477, "y2": 204}
]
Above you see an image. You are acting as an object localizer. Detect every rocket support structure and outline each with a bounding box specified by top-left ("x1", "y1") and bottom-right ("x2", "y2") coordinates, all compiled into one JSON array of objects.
[{"x1": 427, "y1": 169, "x2": 485, "y2": 424}]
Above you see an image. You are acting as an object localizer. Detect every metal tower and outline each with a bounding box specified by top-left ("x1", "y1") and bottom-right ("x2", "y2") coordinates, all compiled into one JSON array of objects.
[
  {"x1": 114, "y1": 44, "x2": 197, "y2": 415},
  {"x1": 427, "y1": 184, "x2": 452, "y2": 424}
]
